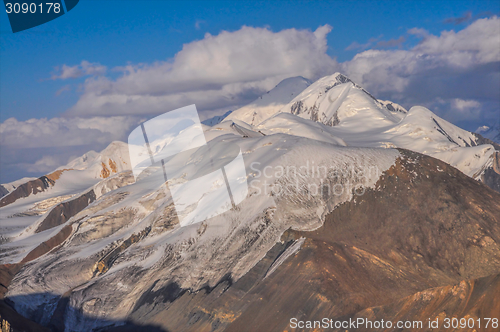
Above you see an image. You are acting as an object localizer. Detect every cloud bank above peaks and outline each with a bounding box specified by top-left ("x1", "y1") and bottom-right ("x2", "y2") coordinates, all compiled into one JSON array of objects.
[
  {"x1": 342, "y1": 16, "x2": 500, "y2": 93},
  {"x1": 0, "y1": 116, "x2": 141, "y2": 182},
  {"x1": 62, "y1": 17, "x2": 499, "y2": 128},
  {"x1": 0, "y1": 116, "x2": 139, "y2": 149},
  {"x1": 66, "y1": 25, "x2": 337, "y2": 117},
  {"x1": 341, "y1": 16, "x2": 500, "y2": 125}
]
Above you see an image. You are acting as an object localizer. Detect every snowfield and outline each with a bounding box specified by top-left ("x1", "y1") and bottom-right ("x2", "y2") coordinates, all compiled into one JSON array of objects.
[
  {"x1": 227, "y1": 72, "x2": 497, "y2": 181},
  {"x1": 2, "y1": 133, "x2": 400, "y2": 331},
  {"x1": 1, "y1": 72, "x2": 498, "y2": 331}
]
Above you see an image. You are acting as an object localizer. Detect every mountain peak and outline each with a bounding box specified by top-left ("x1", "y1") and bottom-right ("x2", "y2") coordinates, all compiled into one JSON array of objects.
[
  {"x1": 279, "y1": 72, "x2": 402, "y2": 128},
  {"x1": 330, "y1": 71, "x2": 352, "y2": 82},
  {"x1": 65, "y1": 141, "x2": 129, "y2": 174},
  {"x1": 223, "y1": 76, "x2": 312, "y2": 125}
]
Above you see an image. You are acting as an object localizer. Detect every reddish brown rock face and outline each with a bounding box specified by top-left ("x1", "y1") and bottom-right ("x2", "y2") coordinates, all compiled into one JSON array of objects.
[
  {"x1": 493, "y1": 151, "x2": 500, "y2": 174},
  {"x1": 101, "y1": 159, "x2": 119, "y2": 179},
  {"x1": 3, "y1": 150, "x2": 500, "y2": 332},
  {"x1": 35, "y1": 190, "x2": 96, "y2": 233},
  {"x1": 45, "y1": 169, "x2": 70, "y2": 182},
  {"x1": 112, "y1": 150, "x2": 500, "y2": 332},
  {"x1": 0, "y1": 170, "x2": 70, "y2": 208},
  {"x1": 0, "y1": 177, "x2": 55, "y2": 208}
]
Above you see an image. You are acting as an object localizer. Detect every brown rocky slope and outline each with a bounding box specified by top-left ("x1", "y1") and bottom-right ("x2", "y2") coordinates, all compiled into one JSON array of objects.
[
  {"x1": 2, "y1": 149, "x2": 500, "y2": 332},
  {"x1": 122, "y1": 149, "x2": 500, "y2": 332}
]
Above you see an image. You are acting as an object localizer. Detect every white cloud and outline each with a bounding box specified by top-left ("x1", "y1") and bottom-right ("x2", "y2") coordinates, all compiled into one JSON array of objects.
[
  {"x1": 341, "y1": 16, "x2": 500, "y2": 107},
  {"x1": 414, "y1": 16, "x2": 500, "y2": 66},
  {"x1": 22, "y1": 155, "x2": 61, "y2": 173},
  {"x1": 407, "y1": 27, "x2": 429, "y2": 38},
  {"x1": 0, "y1": 116, "x2": 140, "y2": 148},
  {"x1": 195, "y1": 20, "x2": 205, "y2": 30},
  {"x1": 413, "y1": 97, "x2": 485, "y2": 125},
  {"x1": 51, "y1": 60, "x2": 107, "y2": 80},
  {"x1": 63, "y1": 17, "x2": 499, "y2": 121},
  {"x1": 66, "y1": 25, "x2": 338, "y2": 116},
  {"x1": 55, "y1": 85, "x2": 71, "y2": 96},
  {"x1": 0, "y1": 116, "x2": 143, "y2": 181},
  {"x1": 444, "y1": 98, "x2": 482, "y2": 121},
  {"x1": 452, "y1": 98, "x2": 481, "y2": 111},
  {"x1": 476, "y1": 125, "x2": 490, "y2": 134}
]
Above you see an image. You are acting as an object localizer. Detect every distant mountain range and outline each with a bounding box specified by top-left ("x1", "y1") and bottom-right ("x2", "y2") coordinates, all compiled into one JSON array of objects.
[
  {"x1": 1, "y1": 73, "x2": 499, "y2": 332},
  {"x1": 477, "y1": 124, "x2": 500, "y2": 144},
  {"x1": 225, "y1": 72, "x2": 500, "y2": 191}
]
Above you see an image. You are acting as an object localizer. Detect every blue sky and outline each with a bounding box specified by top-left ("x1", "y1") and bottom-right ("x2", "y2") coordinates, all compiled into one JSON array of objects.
[
  {"x1": 1, "y1": 0, "x2": 499, "y2": 182},
  {"x1": 1, "y1": 0, "x2": 498, "y2": 121}
]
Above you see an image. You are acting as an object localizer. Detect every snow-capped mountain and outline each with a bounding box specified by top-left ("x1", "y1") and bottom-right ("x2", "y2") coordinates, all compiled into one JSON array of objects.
[
  {"x1": 251, "y1": 73, "x2": 497, "y2": 185},
  {"x1": 223, "y1": 72, "x2": 499, "y2": 197},
  {"x1": 63, "y1": 141, "x2": 130, "y2": 178},
  {"x1": 1, "y1": 128, "x2": 400, "y2": 331},
  {"x1": 223, "y1": 76, "x2": 311, "y2": 125},
  {"x1": 0, "y1": 142, "x2": 131, "y2": 210},
  {"x1": 278, "y1": 73, "x2": 405, "y2": 127},
  {"x1": 201, "y1": 110, "x2": 233, "y2": 126},
  {"x1": 1, "y1": 73, "x2": 500, "y2": 332},
  {"x1": 477, "y1": 123, "x2": 500, "y2": 143}
]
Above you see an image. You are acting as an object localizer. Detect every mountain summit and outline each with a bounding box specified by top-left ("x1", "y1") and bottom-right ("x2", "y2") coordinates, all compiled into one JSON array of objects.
[
  {"x1": 223, "y1": 76, "x2": 311, "y2": 125},
  {"x1": 279, "y1": 72, "x2": 405, "y2": 127}
]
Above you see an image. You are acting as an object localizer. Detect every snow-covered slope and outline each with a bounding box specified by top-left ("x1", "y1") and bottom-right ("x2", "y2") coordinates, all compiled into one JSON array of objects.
[
  {"x1": 201, "y1": 110, "x2": 233, "y2": 126},
  {"x1": 257, "y1": 113, "x2": 346, "y2": 146},
  {"x1": 382, "y1": 106, "x2": 479, "y2": 151},
  {"x1": 378, "y1": 99, "x2": 408, "y2": 115},
  {"x1": 374, "y1": 106, "x2": 496, "y2": 178},
  {"x1": 2, "y1": 129, "x2": 400, "y2": 331},
  {"x1": 224, "y1": 76, "x2": 311, "y2": 125},
  {"x1": 246, "y1": 73, "x2": 496, "y2": 182},
  {"x1": 0, "y1": 142, "x2": 132, "y2": 234}
]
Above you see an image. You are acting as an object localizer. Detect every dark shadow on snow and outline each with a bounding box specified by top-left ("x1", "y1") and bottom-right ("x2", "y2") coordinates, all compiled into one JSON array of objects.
[{"x1": 0, "y1": 295, "x2": 168, "y2": 332}]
